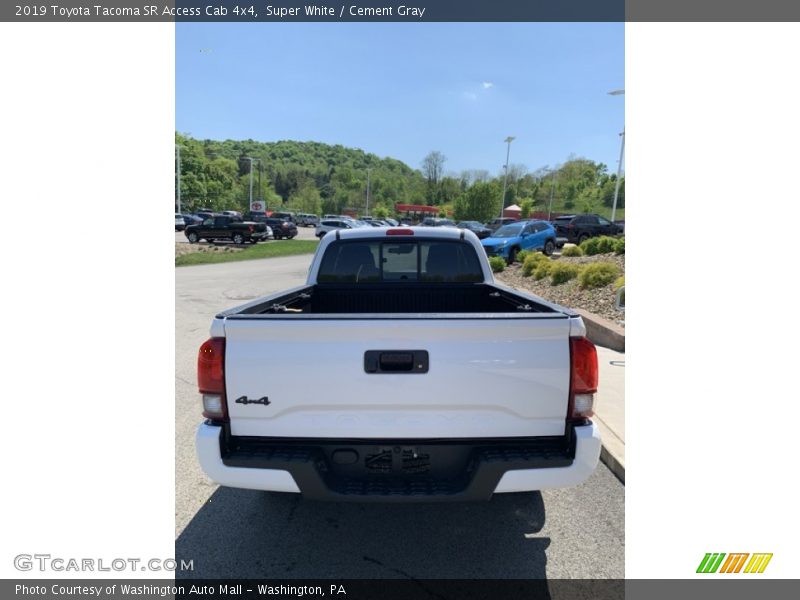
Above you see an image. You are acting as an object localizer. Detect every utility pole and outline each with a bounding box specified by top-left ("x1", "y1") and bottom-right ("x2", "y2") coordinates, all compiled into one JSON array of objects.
[
  {"x1": 175, "y1": 144, "x2": 182, "y2": 213},
  {"x1": 611, "y1": 129, "x2": 625, "y2": 222},
  {"x1": 499, "y1": 136, "x2": 515, "y2": 220},
  {"x1": 244, "y1": 157, "x2": 259, "y2": 208},
  {"x1": 365, "y1": 168, "x2": 371, "y2": 216},
  {"x1": 257, "y1": 162, "x2": 262, "y2": 204},
  {"x1": 547, "y1": 167, "x2": 559, "y2": 221},
  {"x1": 607, "y1": 89, "x2": 625, "y2": 222}
]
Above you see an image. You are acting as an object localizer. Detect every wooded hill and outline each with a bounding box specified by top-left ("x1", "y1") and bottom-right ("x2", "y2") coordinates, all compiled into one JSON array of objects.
[{"x1": 175, "y1": 133, "x2": 625, "y2": 221}]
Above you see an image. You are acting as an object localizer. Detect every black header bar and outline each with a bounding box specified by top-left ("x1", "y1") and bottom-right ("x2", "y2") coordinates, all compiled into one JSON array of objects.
[{"x1": 4, "y1": 1, "x2": 800, "y2": 22}]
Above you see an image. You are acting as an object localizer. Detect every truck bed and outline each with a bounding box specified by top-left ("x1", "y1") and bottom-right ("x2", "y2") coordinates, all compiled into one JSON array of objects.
[{"x1": 218, "y1": 283, "x2": 570, "y2": 317}]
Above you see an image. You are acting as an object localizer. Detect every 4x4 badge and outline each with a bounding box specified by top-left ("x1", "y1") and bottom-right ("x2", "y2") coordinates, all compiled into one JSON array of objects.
[{"x1": 235, "y1": 396, "x2": 271, "y2": 406}]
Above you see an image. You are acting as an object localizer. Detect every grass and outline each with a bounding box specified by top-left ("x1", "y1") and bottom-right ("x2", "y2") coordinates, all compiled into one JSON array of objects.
[{"x1": 176, "y1": 240, "x2": 319, "y2": 267}]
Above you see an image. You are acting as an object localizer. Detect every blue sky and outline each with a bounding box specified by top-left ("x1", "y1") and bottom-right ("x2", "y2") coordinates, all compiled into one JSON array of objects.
[{"x1": 177, "y1": 23, "x2": 624, "y2": 175}]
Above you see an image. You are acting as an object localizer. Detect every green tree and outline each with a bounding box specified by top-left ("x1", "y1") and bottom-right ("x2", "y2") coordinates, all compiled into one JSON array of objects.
[
  {"x1": 519, "y1": 198, "x2": 534, "y2": 219},
  {"x1": 453, "y1": 181, "x2": 501, "y2": 223},
  {"x1": 289, "y1": 181, "x2": 322, "y2": 215}
]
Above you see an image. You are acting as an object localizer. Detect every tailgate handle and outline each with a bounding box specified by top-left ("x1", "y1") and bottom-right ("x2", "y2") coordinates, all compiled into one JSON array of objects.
[{"x1": 365, "y1": 350, "x2": 428, "y2": 374}]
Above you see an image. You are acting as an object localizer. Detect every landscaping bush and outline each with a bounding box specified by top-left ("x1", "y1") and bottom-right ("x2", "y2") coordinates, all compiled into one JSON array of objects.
[
  {"x1": 550, "y1": 263, "x2": 582, "y2": 285},
  {"x1": 521, "y1": 252, "x2": 548, "y2": 276},
  {"x1": 516, "y1": 249, "x2": 531, "y2": 264},
  {"x1": 580, "y1": 235, "x2": 617, "y2": 256},
  {"x1": 561, "y1": 245, "x2": 584, "y2": 257},
  {"x1": 614, "y1": 237, "x2": 625, "y2": 255},
  {"x1": 533, "y1": 261, "x2": 553, "y2": 280},
  {"x1": 489, "y1": 256, "x2": 506, "y2": 273},
  {"x1": 578, "y1": 262, "x2": 619, "y2": 289},
  {"x1": 614, "y1": 275, "x2": 625, "y2": 290}
]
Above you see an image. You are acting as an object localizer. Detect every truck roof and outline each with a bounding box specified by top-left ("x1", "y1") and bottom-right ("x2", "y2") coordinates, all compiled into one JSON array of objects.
[{"x1": 310, "y1": 226, "x2": 492, "y2": 285}]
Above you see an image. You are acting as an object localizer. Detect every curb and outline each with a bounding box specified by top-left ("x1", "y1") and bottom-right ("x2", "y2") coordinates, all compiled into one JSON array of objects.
[
  {"x1": 574, "y1": 308, "x2": 625, "y2": 353},
  {"x1": 600, "y1": 445, "x2": 625, "y2": 484}
]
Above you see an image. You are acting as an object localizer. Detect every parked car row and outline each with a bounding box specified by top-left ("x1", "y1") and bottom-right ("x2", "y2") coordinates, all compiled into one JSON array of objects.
[
  {"x1": 314, "y1": 216, "x2": 400, "y2": 238},
  {"x1": 183, "y1": 214, "x2": 273, "y2": 245},
  {"x1": 551, "y1": 214, "x2": 624, "y2": 244},
  {"x1": 242, "y1": 212, "x2": 298, "y2": 239}
]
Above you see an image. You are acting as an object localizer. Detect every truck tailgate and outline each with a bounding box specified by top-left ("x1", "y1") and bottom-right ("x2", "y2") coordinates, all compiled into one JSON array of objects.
[{"x1": 223, "y1": 317, "x2": 571, "y2": 439}]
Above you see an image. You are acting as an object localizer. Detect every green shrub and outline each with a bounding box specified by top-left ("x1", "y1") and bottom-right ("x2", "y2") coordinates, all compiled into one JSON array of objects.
[
  {"x1": 533, "y1": 261, "x2": 553, "y2": 280},
  {"x1": 521, "y1": 252, "x2": 548, "y2": 276},
  {"x1": 489, "y1": 256, "x2": 506, "y2": 273},
  {"x1": 550, "y1": 263, "x2": 582, "y2": 285},
  {"x1": 614, "y1": 237, "x2": 625, "y2": 255},
  {"x1": 598, "y1": 236, "x2": 619, "y2": 254},
  {"x1": 516, "y1": 249, "x2": 531, "y2": 264},
  {"x1": 614, "y1": 275, "x2": 625, "y2": 290},
  {"x1": 580, "y1": 236, "x2": 617, "y2": 256},
  {"x1": 561, "y1": 245, "x2": 584, "y2": 257},
  {"x1": 580, "y1": 237, "x2": 600, "y2": 255},
  {"x1": 578, "y1": 262, "x2": 619, "y2": 289}
]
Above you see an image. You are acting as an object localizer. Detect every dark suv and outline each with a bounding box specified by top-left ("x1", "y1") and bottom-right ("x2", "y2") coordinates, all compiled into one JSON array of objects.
[
  {"x1": 420, "y1": 217, "x2": 456, "y2": 227},
  {"x1": 552, "y1": 214, "x2": 623, "y2": 245},
  {"x1": 486, "y1": 217, "x2": 517, "y2": 232},
  {"x1": 258, "y1": 217, "x2": 298, "y2": 239}
]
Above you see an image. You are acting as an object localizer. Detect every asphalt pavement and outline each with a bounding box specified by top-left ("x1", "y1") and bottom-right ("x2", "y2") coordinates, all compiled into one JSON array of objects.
[{"x1": 175, "y1": 253, "x2": 624, "y2": 579}]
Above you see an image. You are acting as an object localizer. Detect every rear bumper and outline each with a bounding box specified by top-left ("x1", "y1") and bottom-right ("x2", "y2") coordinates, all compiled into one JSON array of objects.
[{"x1": 196, "y1": 422, "x2": 600, "y2": 501}]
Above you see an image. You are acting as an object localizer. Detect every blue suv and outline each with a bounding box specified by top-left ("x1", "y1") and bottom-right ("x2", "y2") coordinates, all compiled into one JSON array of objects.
[{"x1": 481, "y1": 220, "x2": 557, "y2": 264}]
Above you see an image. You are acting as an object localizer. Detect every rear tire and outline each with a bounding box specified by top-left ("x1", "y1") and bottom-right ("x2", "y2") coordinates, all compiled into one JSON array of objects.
[
  {"x1": 507, "y1": 247, "x2": 518, "y2": 265},
  {"x1": 578, "y1": 233, "x2": 590, "y2": 244},
  {"x1": 233, "y1": 233, "x2": 245, "y2": 245},
  {"x1": 543, "y1": 239, "x2": 555, "y2": 256},
  {"x1": 187, "y1": 231, "x2": 199, "y2": 243}
]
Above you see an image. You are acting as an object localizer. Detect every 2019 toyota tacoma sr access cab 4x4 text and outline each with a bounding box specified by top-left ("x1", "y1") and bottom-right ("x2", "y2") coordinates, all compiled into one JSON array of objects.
[{"x1": 195, "y1": 227, "x2": 601, "y2": 501}]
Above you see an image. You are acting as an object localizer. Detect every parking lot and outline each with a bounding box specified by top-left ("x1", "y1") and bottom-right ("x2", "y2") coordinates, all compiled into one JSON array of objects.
[
  {"x1": 175, "y1": 223, "x2": 320, "y2": 244},
  {"x1": 175, "y1": 254, "x2": 624, "y2": 579}
]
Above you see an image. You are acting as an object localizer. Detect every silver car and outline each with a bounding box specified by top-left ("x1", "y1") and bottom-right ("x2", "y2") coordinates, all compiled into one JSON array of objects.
[{"x1": 315, "y1": 219, "x2": 356, "y2": 239}]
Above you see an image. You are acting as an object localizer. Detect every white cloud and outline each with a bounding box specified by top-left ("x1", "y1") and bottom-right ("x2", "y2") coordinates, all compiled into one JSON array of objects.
[{"x1": 481, "y1": 81, "x2": 494, "y2": 89}]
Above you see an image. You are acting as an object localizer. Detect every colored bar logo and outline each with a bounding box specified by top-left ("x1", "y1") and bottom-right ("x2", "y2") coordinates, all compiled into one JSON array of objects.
[{"x1": 697, "y1": 553, "x2": 772, "y2": 574}]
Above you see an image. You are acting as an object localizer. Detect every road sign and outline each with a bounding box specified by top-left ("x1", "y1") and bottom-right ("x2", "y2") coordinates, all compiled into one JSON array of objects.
[{"x1": 250, "y1": 201, "x2": 264, "y2": 212}]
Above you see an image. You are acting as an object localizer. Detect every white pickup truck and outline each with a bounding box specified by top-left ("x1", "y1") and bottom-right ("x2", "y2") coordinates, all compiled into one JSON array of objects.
[{"x1": 195, "y1": 227, "x2": 600, "y2": 501}]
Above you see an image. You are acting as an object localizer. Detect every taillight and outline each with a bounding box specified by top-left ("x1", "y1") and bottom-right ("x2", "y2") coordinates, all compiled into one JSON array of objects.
[
  {"x1": 567, "y1": 223, "x2": 574, "y2": 229},
  {"x1": 386, "y1": 228, "x2": 414, "y2": 236},
  {"x1": 198, "y1": 337, "x2": 227, "y2": 422},
  {"x1": 568, "y1": 337, "x2": 598, "y2": 420},
  {"x1": 248, "y1": 225, "x2": 254, "y2": 233}
]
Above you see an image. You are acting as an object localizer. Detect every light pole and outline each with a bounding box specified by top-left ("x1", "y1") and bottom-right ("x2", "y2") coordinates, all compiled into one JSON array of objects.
[
  {"x1": 175, "y1": 144, "x2": 182, "y2": 213},
  {"x1": 547, "y1": 167, "x2": 559, "y2": 221},
  {"x1": 499, "y1": 136, "x2": 515, "y2": 220},
  {"x1": 608, "y1": 89, "x2": 625, "y2": 222},
  {"x1": 244, "y1": 157, "x2": 259, "y2": 208},
  {"x1": 365, "y1": 168, "x2": 371, "y2": 217}
]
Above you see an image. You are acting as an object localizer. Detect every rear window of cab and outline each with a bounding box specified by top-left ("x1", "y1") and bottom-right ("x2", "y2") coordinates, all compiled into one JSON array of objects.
[{"x1": 317, "y1": 240, "x2": 484, "y2": 283}]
